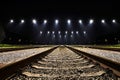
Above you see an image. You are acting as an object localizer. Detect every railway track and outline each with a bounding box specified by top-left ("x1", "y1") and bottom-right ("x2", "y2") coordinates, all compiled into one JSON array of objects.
[{"x1": 0, "y1": 46, "x2": 120, "y2": 80}]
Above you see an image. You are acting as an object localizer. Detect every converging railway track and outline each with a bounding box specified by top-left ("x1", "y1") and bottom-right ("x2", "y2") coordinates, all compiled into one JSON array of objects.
[{"x1": 0, "y1": 46, "x2": 120, "y2": 80}]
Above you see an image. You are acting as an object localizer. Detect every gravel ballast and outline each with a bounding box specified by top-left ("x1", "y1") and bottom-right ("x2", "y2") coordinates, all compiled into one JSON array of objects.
[
  {"x1": 72, "y1": 46, "x2": 120, "y2": 63},
  {"x1": 0, "y1": 47, "x2": 54, "y2": 67}
]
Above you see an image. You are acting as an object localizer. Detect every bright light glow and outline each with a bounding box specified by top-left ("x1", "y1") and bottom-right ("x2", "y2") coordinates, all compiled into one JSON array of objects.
[
  {"x1": 18, "y1": 39, "x2": 21, "y2": 42},
  {"x1": 55, "y1": 19, "x2": 59, "y2": 24},
  {"x1": 59, "y1": 35, "x2": 61, "y2": 38},
  {"x1": 71, "y1": 31, "x2": 74, "y2": 34},
  {"x1": 10, "y1": 19, "x2": 14, "y2": 23},
  {"x1": 32, "y1": 19, "x2": 37, "y2": 24},
  {"x1": 71, "y1": 35, "x2": 73, "y2": 38},
  {"x1": 83, "y1": 31, "x2": 86, "y2": 34},
  {"x1": 112, "y1": 19, "x2": 116, "y2": 23},
  {"x1": 89, "y1": 19, "x2": 94, "y2": 24},
  {"x1": 53, "y1": 35, "x2": 55, "y2": 38},
  {"x1": 44, "y1": 20, "x2": 47, "y2": 24},
  {"x1": 101, "y1": 19, "x2": 105, "y2": 23},
  {"x1": 79, "y1": 20, "x2": 82, "y2": 24},
  {"x1": 47, "y1": 31, "x2": 50, "y2": 34},
  {"x1": 21, "y1": 19, "x2": 24, "y2": 23},
  {"x1": 40, "y1": 31, "x2": 42, "y2": 34},
  {"x1": 67, "y1": 19, "x2": 71, "y2": 24},
  {"x1": 58, "y1": 31, "x2": 61, "y2": 34},
  {"x1": 52, "y1": 31, "x2": 55, "y2": 34},
  {"x1": 76, "y1": 31, "x2": 79, "y2": 34},
  {"x1": 64, "y1": 35, "x2": 66, "y2": 38},
  {"x1": 65, "y1": 31, "x2": 68, "y2": 34}
]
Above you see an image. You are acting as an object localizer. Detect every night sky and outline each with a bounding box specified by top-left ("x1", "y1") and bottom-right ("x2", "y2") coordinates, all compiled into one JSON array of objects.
[
  {"x1": 0, "y1": 0, "x2": 117, "y2": 18},
  {"x1": 0, "y1": 0, "x2": 120, "y2": 44}
]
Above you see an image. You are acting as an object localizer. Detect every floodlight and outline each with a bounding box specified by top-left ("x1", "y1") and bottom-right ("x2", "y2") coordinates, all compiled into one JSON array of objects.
[
  {"x1": 89, "y1": 19, "x2": 94, "y2": 24},
  {"x1": 55, "y1": 19, "x2": 59, "y2": 24},
  {"x1": 10, "y1": 19, "x2": 14, "y2": 23},
  {"x1": 83, "y1": 31, "x2": 86, "y2": 34},
  {"x1": 21, "y1": 19, "x2": 24, "y2": 23},
  {"x1": 47, "y1": 31, "x2": 50, "y2": 34},
  {"x1": 101, "y1": 19, "x2": 105, "y2": 23},
  {"x1": 58, "y1": 31, "x2": 61, "y2": 34},
  {"x1": 71, "y1": 31, "x2": 74, "y2": 34},
  {"x1": 79, "y1": 20, "x2": 82, "y2": 24},
  {"x1": 67, "y1": 19, "x2": 71, "y2": 24},
  {"x1": 32, "y1": 19, "x2": 37, "y2": 24},
  {"x1": 40, "y1": 31, "x2": 42, "y2": 34},
  {"x1": 52, "y1": 31, "x2": 55, "y2": 34},
  {"x1": 76, "y1": 31, "x2": 79, "y2": 34},
  {"x1": 65, "y1": 31, "x2": 68, "y2": 34},
  {"x1": 112, "y1": 19, "x2": 116, "y2": 23},
  {"x1": 44, "y1": 20, "x2": 47, "y2": 24}
]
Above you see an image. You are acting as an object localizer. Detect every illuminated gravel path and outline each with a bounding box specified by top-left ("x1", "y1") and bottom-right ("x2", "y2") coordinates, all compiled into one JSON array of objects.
[
  {"x1": 9, "y1": 46, "x2": 118, "y2": 80},
  {"x1": 0, "y1": 47, "x2": 53, "y2": 68},
  {"x1": 72, "y1": 46, "x2": 120, "y2": 64}
]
